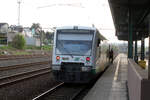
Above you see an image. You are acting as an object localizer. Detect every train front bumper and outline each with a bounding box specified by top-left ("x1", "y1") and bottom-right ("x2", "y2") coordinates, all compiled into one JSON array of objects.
[{"x1": 52, "y1": 70, "x2": 94, "y2": 83}]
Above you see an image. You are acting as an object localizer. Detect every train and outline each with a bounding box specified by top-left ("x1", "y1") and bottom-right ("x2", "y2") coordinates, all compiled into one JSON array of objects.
[{"x1": 52, "y1": 26, "x2": 110, "y2": 83}]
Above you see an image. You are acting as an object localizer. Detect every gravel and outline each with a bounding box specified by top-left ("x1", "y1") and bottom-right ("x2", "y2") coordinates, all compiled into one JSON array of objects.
[
  {"x1": 0, "y1": 72, "x2": 60, "y2": 100},
  {"x1": 0, "y1": 56, "x2": 51, "y2": 67},
  {"x1": 0, "y1": 55, "x2": 58, "y2": 100}
]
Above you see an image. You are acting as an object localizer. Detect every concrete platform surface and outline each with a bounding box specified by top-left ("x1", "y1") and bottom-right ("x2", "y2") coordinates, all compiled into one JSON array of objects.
[{"x1": 83, "y1": 54, "x2": 128, "y2": 100}]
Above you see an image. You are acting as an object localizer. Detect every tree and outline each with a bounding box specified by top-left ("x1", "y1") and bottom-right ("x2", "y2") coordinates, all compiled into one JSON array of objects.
[
  {"x1": 45, "y1": 31, "x2": 54, "y2": 43},
  {"x1": 12, "y1": 34, "x2": 26, "y2": 49},
  {"x1": 31, "y1": 23, "x2": 41, "y2": 35},
  {"x1": 31, "y1": 23, "x2": 43, "y2": 49}
]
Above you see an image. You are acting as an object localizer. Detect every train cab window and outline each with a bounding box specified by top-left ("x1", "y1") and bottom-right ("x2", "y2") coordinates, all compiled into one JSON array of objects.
[
  {"x1": 97, "y1": 38, "x2": 100, "y2": 47},
  {"x1": 56, "y1": 31, "x2": 94, "y2": 56}
]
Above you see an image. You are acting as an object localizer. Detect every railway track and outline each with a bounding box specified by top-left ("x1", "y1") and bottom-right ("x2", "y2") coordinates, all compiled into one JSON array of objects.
[
  {"x1": 0, "y1": 66, "x2": 51, "y2": 87},
  {"x1": 32, "y1": 83, "x2": 86, "y2": 100},
  {"x1": 0, "y1": 57, "x2": 52, "y2": 87},
  {"x1": 0, "y1": 54, "x2": 51, "y2": 60},
  {"x1": 31, "y1": 55, "x2": 120, "y2": 100},
  {"x1": 0, "y1": 61, "x2": 50, "y2": 71}
]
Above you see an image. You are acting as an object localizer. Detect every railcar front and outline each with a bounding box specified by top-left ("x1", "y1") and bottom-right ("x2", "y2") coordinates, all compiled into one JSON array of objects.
[{"x1": 52, "y1": 26, "x2": 97, "y2": 83}]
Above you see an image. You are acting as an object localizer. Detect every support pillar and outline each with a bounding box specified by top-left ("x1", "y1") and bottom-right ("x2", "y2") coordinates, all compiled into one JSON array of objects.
[
  {"x1": 141, "y1": 37, "x2": 145, "y2": 60},
  {"x1": 149, "y1": 35, "x2": 150, "y2": 79},
  {"x1": 128, "y1": 8, "x2": 133, "y2": 58},
  {"x1": 134, "y1": 40, "x2": 138, "y2": 63},
  {"x1": 148, "y1": 17, "x2": 150, "y2": 79}
]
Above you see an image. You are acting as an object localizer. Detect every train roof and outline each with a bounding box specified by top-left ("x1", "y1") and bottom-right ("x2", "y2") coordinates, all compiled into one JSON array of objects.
[
  {"x1": 56, "y1": 26, "x2": 107, "y2": 40},
  {"x1": 96, "y1": 29, "x2": 107, "y2": 40},
  {"x1": 56, "y1": 26, "x2": 96, "y2": 30}
]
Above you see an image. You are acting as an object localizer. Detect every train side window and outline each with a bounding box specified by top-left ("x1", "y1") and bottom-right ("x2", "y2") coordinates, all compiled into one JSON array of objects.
[
  {"x1": 99, "y1": 40, "x2": 101, "y2": 57},
  {"x1": 97, "y1": 38, "x2": 100, "y2": 47},
  {"x1": 99, "y1": 45, "x2": 101, "y2": 57}
]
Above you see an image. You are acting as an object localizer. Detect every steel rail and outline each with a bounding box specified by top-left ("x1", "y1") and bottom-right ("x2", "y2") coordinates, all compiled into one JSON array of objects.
[
  {"x1": 0, "y1": 54, "x2": 50, "y2": 58},
  {"x1": 0, "y1": 54, "x2": 51, "y2": 60},
  {"x1": 71, "y1": 86, "x2": 86, "y2": 100},
  {"x1": 32, "y1": 82, "x2": 64, "y2": 100},
  {"x1": 32, "y1": 83, "x2": 86, "y2": 100},
  {"x1": 0, "y1": 61, "x2": 50, "y2": 71},
  {"x1": 0, "y1": 67, "x2": 51, "y2": 87}
]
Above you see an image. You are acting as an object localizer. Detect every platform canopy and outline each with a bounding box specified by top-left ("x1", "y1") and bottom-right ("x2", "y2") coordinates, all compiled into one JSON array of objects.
[{"x1": 108, "y1": 0, "x2": 150, "y2": 41}]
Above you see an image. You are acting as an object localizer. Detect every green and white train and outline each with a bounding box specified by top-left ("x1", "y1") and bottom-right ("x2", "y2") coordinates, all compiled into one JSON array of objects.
[{"x1": 52, "y1": 26, "x2": 110, "y2": 83}]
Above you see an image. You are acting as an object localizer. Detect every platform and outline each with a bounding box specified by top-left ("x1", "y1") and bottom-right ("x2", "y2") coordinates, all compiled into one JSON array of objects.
[{"x1": 83, "y1": 54, "x2": 128, "y2": 100}]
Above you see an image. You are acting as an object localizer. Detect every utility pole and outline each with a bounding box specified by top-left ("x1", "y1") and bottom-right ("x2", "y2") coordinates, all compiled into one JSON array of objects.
[{"x1": 17, "y1": 0, "x2": 21, "y2": 25}]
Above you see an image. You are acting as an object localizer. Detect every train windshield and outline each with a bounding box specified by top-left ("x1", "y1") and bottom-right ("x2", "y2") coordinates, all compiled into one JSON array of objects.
[{"x1": 56, "y1": 30, "x2": 93, "y2": 56}]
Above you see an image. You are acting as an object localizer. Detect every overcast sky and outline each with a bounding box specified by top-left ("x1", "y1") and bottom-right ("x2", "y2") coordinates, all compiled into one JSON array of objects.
[{"x1": 0, "y1": 0, "x2": 126, "y2": 43}]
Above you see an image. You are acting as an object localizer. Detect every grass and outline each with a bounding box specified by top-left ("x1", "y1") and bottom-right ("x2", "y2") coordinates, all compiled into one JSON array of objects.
[
  {"x1": 14, "y1": 51, "x2": 31, "y2": 55},
  {"x1": 0, "y1": 45, "x2": 16, "y2": 50},
  {"x1": 0, "y1": 45, "x2": 52, "y2": 50},
  {"x1": 42, "y1": 45, "x2": 52, "y2": 51},
  {"x1": 25, "y1": 45, "x2": 41, "y2": 50},
  {"x1": 25, "y1": 45, "x2": 52, "y2": 51},
  {"x1": 0, "y1": 45, "x2": 52, "y2": 55}
]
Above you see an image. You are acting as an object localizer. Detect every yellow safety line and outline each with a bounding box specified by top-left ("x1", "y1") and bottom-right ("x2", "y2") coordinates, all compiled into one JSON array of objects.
[{"x1": 114, "y1": 58, "x2": 120, "y2": 81}]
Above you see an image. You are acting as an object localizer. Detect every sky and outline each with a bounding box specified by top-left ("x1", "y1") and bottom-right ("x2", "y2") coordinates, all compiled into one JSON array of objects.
[{"x1": 0, "y1": 0, "x2": 125, "y2": 43}]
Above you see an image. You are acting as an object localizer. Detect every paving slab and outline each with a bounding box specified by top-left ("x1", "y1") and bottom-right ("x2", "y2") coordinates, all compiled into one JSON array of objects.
[{"x1": 83, "y1": 54, "x2": 128, "y2": 100}]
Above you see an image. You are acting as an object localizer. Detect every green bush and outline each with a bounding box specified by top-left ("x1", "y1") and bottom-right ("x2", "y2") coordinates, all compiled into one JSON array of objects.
[
  {"x1": 42, "y1": 45, "x2": 52, "y2": 51},
  {"x1": 12, "y1": 34, "x2": 26, "y2": 49}
]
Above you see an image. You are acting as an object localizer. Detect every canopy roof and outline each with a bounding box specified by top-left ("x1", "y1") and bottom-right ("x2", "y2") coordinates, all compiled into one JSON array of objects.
[{"x1": 108, "y1": 0, "x2": 150, "y2": 41}]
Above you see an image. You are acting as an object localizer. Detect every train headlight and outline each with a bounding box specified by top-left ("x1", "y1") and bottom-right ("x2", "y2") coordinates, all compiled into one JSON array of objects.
[
  {"x1": 56, "y1": 56, "x2": 60, "y2": 60},
  {"x1": 52, "y1": 65, "x2": 60, "y2": 70},
  {"x1": 81, "y1": 67, "x2": 91, "y2": 72},
  {"x1": 86, "y1": 57, "x2": 90, "y2": 61}
]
